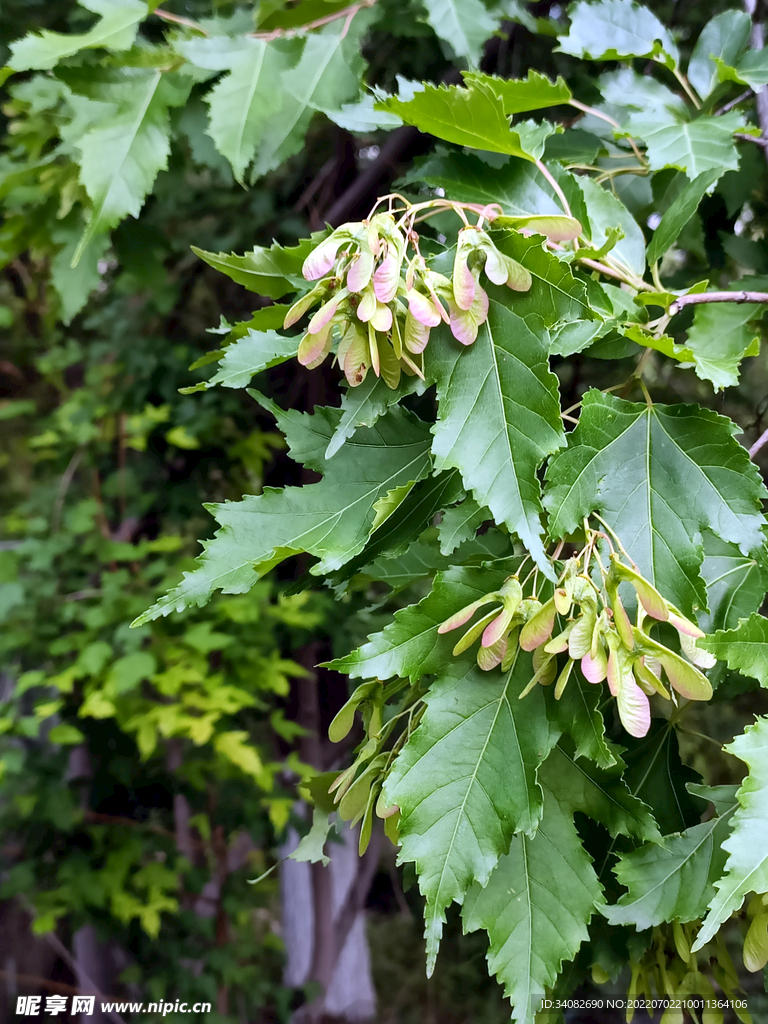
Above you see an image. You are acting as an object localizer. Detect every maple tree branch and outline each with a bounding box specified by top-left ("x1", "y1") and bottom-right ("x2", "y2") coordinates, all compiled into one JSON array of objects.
[
  {"x1": 745, "y1": 0, "x2": 768, "y2": 166},
  {"x1": 0, "y1": 970, "x2": 98, "y2": 998},
  {"x1": 153, "y1": 8, "x2": 209, "y2": 35},
  {"x1": 575, "y1": 255, "x2": 655, "y2": 292},
  {"x1": 749, "y1": 426, "x2": 768, "y2": 457},
  {"x1": 568, "y1": 99, "x2": 646, "y2": 165},
  {"x1": 534, "y1": 158, "x2": 573, "y2": 219},
  {"x1": 251, "y1": 0, "x2": 376, "y2": 40},
  {"x1": 715, "y1": 88, "x2": 754, "y2": 114},
  {"x1": 669, "y1": 290, "x2": 768, "y2": 315},
  {"x1": 736, "y1": 131, "x2": 768, "y2": 147},
  {"x1": 672, "y1": 67, "x2": 701, "y2": 109},
  {"x1": 154, "y1": 0, "x2": 375, "y2": 40}
]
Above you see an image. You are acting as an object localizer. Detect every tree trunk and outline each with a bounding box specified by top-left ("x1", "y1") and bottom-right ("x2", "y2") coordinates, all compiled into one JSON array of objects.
[
  {"x1": 281, "y1": 823, "x2": 377, "y2": 1024},
  {"x1": 282, "y1": 660, "x2": 378, "y2": 1023}
]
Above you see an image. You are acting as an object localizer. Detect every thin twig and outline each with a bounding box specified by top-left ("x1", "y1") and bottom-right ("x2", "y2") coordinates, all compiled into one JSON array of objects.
[
  {"x1": 569, "y1": 99, "x2": 646, "y2": 165},
  {"x1": 0, "y1": 970, "x2": 101, "y2": 998},
  {"x1": 51, "y1": 447, "x2": 85, "y2": 533},
  {"x1": 577, "y1": 255, "x2": 655, "y2": 291},
  {"x1": 251, "y1": 0, "x2": 376, "y2": 40},
  {"x1": 153, "y1": 8, "x2": 209, "y2": 34},
  {"x1": 749, "y1": 426, "x2": 768, "y2": 457},
  {"x1": 736, "y1": 131, "x2": 768, "y2": 147},
  {"x1": 85, "y1": 810, "x2": 178, "y2": 841},
  {"x1": 15, "y1": 896, "x2": 127, "y2": 1024},
  {"x1": 155, "y1": 0, "x2": 375, "y2": 41},
  {"x1": 672, "y1": 67, "x2": 701, "y2": 109},
  {"x1": 63, "y1": 589, "x2": 102, "y2": 602},
  {"x1": 745, "y1": 0, "x2": 768, "y2": 167},
  {"x1": 633, "y1": 347, "x2": 655, "y2": 380},
  {"x1": 534, "y1": 159, "x2": 572, "y2": 218},
  {"x1": 117, "y1": 413, "x2": 127, "y2": 522},
  {"x1": 669, "y1": 289, "x2": 768, "y2": 315},
  {"x1": 715, "y1": 89, "x2": 753, "y2": 115}
]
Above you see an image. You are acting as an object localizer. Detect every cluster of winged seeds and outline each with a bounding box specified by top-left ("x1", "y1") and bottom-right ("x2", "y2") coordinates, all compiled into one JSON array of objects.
[
  {"x1": 283, "y1": 203, "x2": 533, "y2": 388},
  {"x1": 439, "y1": 548, "x2": 714, "y2": 738}
]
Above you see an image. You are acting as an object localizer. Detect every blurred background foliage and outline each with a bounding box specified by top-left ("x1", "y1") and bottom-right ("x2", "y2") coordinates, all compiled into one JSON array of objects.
[{"x1": 2, "y1": 1, "x2": 768, "y2": 1022}]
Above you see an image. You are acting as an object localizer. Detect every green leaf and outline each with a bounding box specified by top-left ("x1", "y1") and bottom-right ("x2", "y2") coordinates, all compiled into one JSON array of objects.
[
  {"x1": 558, "y1": 0, "x2": 679, "y2": 69},
  {"x1": 626, "y1": 111, "x2": 743, "y2": 180},
  {"x1": 48, "y1": 723, "x2": 86, "y2": 745},
  {"x1": 698, "y1": 535, "x2": 768, "y2": 634},
  {"x1": 428, "y1": 303, "x2": 565, "y2": 575},
  {"x1": 544, "y1": 391, "x2": 767, "y2": 616},
  {"x1": 322, "y1": 92, "x2": 404, "y2": 132},
  {"x1": 133, "y1": 408, "x2": 433, "y2": 624},
  {"x1": 604, "y1": 787, "x2": 739, "y2": 930},
  {"x1": 8, "y1": 0, "x2": 147, "y2": 72},
  {"x1": 73, "y1": 70, "x2": 188, "y2": 264},
  {"x1": 544, "y1": 672, "x2": 617, "y2": 770},
  {"x1": 328, "y1": 563, "x2": 517, "y2": 681},
  {"x1": 177, "y1": 36, "x2": 298, "y2": 182},
  {"x1": 106, "y1": 651, "x2": 157, "y2": 695},
  {"x1": 598, "y1": 67, "x2": 687, "y2": 120},
  {"x1": 693, "y1": 716, "x2": 768, "y2": 950},
  {"x1": 544, "y1": 742, "x2": 661, "y2": 844},
  {"x1": 620, "y1": 720, "x2": 705, "y2": 836},
  {"x1": 438, "y1": 496, "x2": 489, "y2": 556},
  {"x1": 489, "y1": 232, "x2": 597, "y2": 325},
  {"x1": 180, "y1": 330, "x2": 298, "y2": 393},
  {"x1": 288, "y1": 809, "x2": 335, "y2": 867},
  {"x1": 681, "y1": 299, "x2": 763, "y2": 391},
  {"x1": 577, "y1": 176, "x2": 647, "y2": 278},
  {"x1": 371, "y1": 482, "x2": 418, "y2": 532},
  {"x1": 51, "y1": 222, "x2": 110, "y2": 325},
  {"x1": 191, "y1": 238, "x2": 316, "y2": 297},
  {"x1": 214, "y1": 730, "x2": 266, "y2": 783},
  {"x1": 699, "y1": 614, "x2": 768, "y2": 686},
  {"x1": 544, "y1": 128, "x2": 603, "y2": 164},
  {"x1": 464, "y1": 70, "x2": 572, "y2": 112},
  {"x1": 383, "y1": 651, "x2": 558, "y2": 974},
  {"x1": 687, "y1": 10, "x2": 752, "y2": 100},
  {"x1": 407, "y1": 151, "x2": 578, "y2": 218},
  {"x1": 358, "y1": 532, "x2": 511, "y2": 594},
  {"x1": 422, "y1": 0, "x2": 496, "y2": 64},
  {"x1": 647, "y1": 168, "x2": 722, "y2": 266},
  {"x1": 326, "y1": 374, "x2": 424, "y2": 459},
  {"x1": 337, "y1": 471, "x2": 465, "y2": 579},
  {"x1": 377, "y1": 81, "x2": 555, "y2": 161},
  {"x1": 715, "y1": 49, "x2": 768, "y2": 91},
  {"x1": 249, "y1": 17, "x2": 370, "y2": 180},
  {"x1": 462, "y1": 780, "x2": 603, "y2": 1023},
  {"x1": 359, "y1": 538, "x2": 452, "y2": 593}
]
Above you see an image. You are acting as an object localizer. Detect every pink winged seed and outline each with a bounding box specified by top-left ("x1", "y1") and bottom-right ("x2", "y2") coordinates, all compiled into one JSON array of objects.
[
  {"x1": 481, "y1": 608, "x2": 512, "y2": 648},
  {"x1": 370, "y1": 302, "x2": 393, "y2": 332},
  {"x1": 302, "y1": 241, "x2": 341, "y2": 281},
  {"x1": 408, "y1": 289, "x2": 442, "y2": 327},
  {"x1": 617, "y1": 673, "x2": 651, "y2": 738},
  {"x1": 347, "y1": 251, "x2": 375, "y2": 293},
  {"x1": 307, "y1": 297, "x2": 338, "y2": 334},
  {"x1": 452, "y1": 255, "x2": 476, "y2": 310},
  {"x1": 404, "y1": 311, "x2": 431, "y2": 354},
  {"x1": 438, "y1": 596, "x2": 495, "y2": 634},
  {"x1": 519, "y1": 599, "x2": 556, "y2": 651},
  {"x1": 373, "y1": 253, "x2": 400, "y2": 303},
  {"x1": 581, "y1": 649, "x2": 607, "y2": 683},
  {"x1": 297, "y1": 325, "x2": 332, "y2": 367}
]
